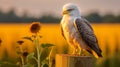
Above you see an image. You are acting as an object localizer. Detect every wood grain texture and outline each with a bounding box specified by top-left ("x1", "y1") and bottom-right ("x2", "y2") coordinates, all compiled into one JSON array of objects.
[{"x1": 56, "y1": 54, "x2": 93, "y2": 67}]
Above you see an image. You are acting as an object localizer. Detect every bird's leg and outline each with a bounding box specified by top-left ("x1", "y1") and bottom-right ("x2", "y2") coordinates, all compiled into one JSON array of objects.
[
  {"x1": 72, "y1": 45, "x2": 81, "y2": 56},
  {"x1": 76, "y1": 45, "x2": 81, "y2": 56},
  {"x1": 72, "y1": 45, "x2": 77, "y2": 55},
  {"x1": 72, "y1": 47, "x2": 76, "y2": 55},
  {"x1": 81, "y1": 49, "x2": 86, "y2": 56}
]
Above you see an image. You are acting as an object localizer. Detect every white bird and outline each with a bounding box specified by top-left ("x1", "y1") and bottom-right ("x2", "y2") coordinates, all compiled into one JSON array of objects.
[{"x1": 60, "y1": 3, "x2": 102, "y2": 58}]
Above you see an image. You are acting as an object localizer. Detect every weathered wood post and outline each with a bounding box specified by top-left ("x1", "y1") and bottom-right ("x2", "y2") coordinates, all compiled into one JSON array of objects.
[{"x1": 56, "y1": 54, "x2": 93, "y2": 67}]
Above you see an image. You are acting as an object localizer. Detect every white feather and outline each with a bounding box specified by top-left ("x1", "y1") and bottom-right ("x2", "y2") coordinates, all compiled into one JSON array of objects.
[{"x1": 61, "y1": 3, "x2": 86, "y2": 49}]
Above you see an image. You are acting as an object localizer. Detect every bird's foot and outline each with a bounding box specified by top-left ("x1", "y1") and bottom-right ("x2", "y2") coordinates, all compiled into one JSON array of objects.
[{"x1": 72, "y1": 50, "x2": 81, "y2": 56}]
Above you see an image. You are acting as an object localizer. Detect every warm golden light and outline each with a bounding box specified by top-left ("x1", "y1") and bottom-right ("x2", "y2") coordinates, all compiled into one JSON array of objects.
[{"x1": 0, "y1": 23, "x2": 120, "y2": 58}]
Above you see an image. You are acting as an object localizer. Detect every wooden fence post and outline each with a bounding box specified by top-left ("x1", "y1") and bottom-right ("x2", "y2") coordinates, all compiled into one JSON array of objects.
[{"x1": 56, "y1": 54, "x2": 93, "y2": 67}]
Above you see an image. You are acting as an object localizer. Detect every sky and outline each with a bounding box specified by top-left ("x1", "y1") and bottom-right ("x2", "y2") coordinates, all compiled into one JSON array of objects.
[{"x1": 0, "y1": 0, "x2": 120, "y2": 17}]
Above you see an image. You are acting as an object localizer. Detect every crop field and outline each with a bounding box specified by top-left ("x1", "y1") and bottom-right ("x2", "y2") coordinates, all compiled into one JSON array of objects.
[{"x1": 0, "y1": 23, "x2": 120, "y2": 67}]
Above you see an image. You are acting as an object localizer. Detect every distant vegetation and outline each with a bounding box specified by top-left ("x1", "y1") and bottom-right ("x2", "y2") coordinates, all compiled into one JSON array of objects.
[
  {"x1": 85, "y1": 12, "x2": 120, "y2": 23},
  {"x1": 0, "y1": 9, "x2": 60, "y2": 23},
  {"x1": 0, "y1": 9, "x2": 120, "y2": 23}
]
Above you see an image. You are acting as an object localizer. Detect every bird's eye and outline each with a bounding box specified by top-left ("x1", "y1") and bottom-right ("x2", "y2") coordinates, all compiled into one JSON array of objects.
[{"x1": 67, "y1": 9, "x2": 73, "y2": 12}]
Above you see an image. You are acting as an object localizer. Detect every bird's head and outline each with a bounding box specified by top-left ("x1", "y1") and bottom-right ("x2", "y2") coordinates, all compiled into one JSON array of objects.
[{"x1": 62, "y1": 3, "x2": 80, "y2": 16}]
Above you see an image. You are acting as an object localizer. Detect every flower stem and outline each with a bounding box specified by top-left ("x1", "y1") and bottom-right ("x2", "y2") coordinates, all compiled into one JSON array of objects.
[
  {"x1": 21, "y1": 56, "x2": 24, "y2": 67},
  {"x1": 35, "y1": 33, "x2": 40, "y2": 67},
  {"x1": 49, "y1": 47, "x2": 53, "y2": 67}
]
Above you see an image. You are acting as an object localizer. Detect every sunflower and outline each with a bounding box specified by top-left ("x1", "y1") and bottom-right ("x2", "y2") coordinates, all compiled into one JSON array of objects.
[
  {"x1": 30, "y1": 22, "x2": 41, "y2": 33},
  {"x1": 0, "y1": 38, "x2": 2, "y2": 45},
  {"x1": 22, "y1": 52, "x2": 29, "y2": 58},
  {"x1": 17, "y1": 40, "x2": 24, "y2": 45}
]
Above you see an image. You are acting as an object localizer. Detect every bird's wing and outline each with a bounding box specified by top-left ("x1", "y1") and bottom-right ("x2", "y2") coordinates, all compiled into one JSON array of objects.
[
  {"x1": 74, "y1": 17, "x2": 102, "y2": 57},
  {"x1": 60, "y1": 24, "x2": 66, "y2": 40},
  {"x1": 81, "y1": 17, "x2": 94, "y2": 31}
]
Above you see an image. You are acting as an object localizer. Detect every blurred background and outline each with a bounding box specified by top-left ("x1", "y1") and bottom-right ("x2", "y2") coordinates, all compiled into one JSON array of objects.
[{"x1": 0, "y1": 0, "x2": 120, "y2": 67}]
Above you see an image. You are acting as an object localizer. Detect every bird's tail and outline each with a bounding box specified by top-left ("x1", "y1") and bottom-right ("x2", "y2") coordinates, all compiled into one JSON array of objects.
[
  {"x1": 87, "y1": 49, "x2": 102, "y2": 58},
  {"x1": 92, "y1": 50, "x2": 102, "y2": 58}
]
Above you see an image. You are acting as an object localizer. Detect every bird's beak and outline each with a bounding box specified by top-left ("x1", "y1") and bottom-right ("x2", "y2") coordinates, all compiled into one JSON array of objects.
[{"x1": 62, "y1": 11, "x2": 68, "y2": 15}]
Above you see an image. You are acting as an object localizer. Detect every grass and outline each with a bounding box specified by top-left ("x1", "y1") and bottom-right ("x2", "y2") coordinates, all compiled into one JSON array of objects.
[{"x1": 0, "y1": 23, "x2": 120, "y2": 67}]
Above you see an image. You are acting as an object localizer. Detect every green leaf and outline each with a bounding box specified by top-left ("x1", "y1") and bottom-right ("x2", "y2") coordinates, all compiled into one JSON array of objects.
[
  {"x1": 40, "y1": 43, "x2": 54, "y2": 62},
  {"x1": 0, "y1": 61, "x2": 18, "y2": 67},
  {"x1": 40, "y1": 47, "x2": 53, "y2": 62},
  {"x1": 42, "y1": 63, "x2": 49, "y2": 67},
  {"x1": 22, "y1": 37, "x2": 33, "y2": 42},
  {"x1": 24, "y1": 63, "x2": 34, "y2": 67},
  {"x1": 16, "y1": 46, "x2": 22, "y2": 55},
  {"x1": 40, "y1": 43, "x2": 54, "y2": 48},
  {"x1": 26, "y1": 52, "x2": 38, "y2": 63},
  {"x1": 26, "y1": 52, "x2": 34, "y2": 60},
  {"x1": 41, "y1": 60, "x2": 49, "y2": 67}
]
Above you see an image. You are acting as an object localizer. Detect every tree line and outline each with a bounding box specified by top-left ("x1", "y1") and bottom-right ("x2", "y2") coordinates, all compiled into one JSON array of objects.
[
  {"x1": 85, "y1": 12, "x2": 120, "y2": 23},
  {"x1": 0, "y1": 9, "x2": 120, "y2": 23}
]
